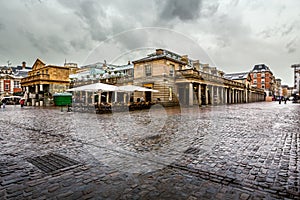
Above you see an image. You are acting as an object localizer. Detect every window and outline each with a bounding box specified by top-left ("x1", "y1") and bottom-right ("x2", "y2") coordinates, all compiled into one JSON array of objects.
[
  {"x1": 5, "y1": 83, "x2": 9, "y2": 90},
  {"x1": 14, "y1": 81, "x2": 20, "y2": 88},
  {"x1": 145, "y1": 64, "x2": 152, "y2": 77},
  {"x1": 169, "y1": 64, "x2": 175, "y2": 77}
]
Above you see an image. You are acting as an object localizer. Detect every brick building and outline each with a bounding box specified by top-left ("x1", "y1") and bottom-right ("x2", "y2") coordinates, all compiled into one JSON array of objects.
[{"x1": 250, "y1": 64, "x2": 275, "y2": 99}]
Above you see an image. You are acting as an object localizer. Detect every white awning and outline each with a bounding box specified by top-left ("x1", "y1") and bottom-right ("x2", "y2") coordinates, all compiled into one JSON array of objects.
[
  {"x1": 67, "y1": 83, "x2": 159, "y2": 93},
  {"x1": 67, "y1": 83, "x2": 119, "y2": 92},
  {"x1": 118, "y1": 85, "x2": 159, "y2": 92}
]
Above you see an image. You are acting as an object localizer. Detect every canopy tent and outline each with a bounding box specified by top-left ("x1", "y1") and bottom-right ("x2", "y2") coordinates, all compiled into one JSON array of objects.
[
  {"x1": 117, "y1": 85, "x2": 159, "y2": 92},
  {"x1": 67, "y1": 82, "x2": 119, "y2": 92},
  {"x1": 67, "y1": 83, "x2": 159, "y2": 93}
]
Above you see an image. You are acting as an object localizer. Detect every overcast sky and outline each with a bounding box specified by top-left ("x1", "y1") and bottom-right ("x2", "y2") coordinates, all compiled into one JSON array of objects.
[{"x1": 0, "y1": 0, "x2": 299, "y2": 85}]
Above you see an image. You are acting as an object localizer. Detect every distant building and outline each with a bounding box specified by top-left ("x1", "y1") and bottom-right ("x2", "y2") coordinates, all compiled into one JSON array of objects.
[
  {"x1": 223, "y1": 72, "x2": 252, "y2": 102},
  {"x1": 274, "y1": 78, "x2": 282, "y2": 97},
  {"x1": 291, "y1": 64, "x2": 300, "y2": 95},
  {"x1": 250, "y1": 64, "x2": 276, "y2": 98},
  {"x1": 0, "y1": 61, "x2": 31, "y2": 97},
  {"x1": 70, "y1": 61, "x2": 134, "y2": 88}
]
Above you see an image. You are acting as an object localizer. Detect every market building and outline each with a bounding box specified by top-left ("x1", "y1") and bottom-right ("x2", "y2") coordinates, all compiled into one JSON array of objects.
[
  {"x1": 132, "y1": 49, "x2": 265, "y2": 106},
  {"x1": 21, "y1": 58, "x2": 73, "y2": 106},
  {"x1": 68, "y1": 49, "x2": 265, "y2": 108}
]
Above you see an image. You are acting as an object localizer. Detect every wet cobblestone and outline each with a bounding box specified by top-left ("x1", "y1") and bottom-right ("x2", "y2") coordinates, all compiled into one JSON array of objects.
[{"x1": 0, "y1": 102, "x2": 299, "y2": 199}]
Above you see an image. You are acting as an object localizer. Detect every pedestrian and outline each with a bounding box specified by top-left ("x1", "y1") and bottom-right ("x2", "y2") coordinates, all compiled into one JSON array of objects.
[
  {"x1": 1, "y1": 98, "x2": 7, "y2": 109},
  {"x1": 284, "y1": 97, "x2": 287, "y2": 104},
  {"x1": 19, "y1": 98, "x2": 25, "y2": 108}
]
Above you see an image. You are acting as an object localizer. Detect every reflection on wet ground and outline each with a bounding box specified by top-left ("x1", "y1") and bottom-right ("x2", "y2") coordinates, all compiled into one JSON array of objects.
[{"x1": 0, "y1": 102, "x2": 299, "y2": 199}]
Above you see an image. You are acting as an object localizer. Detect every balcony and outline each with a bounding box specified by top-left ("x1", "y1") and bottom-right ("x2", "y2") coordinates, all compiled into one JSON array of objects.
[
  {"x1": 21, "y1": 74, "x2": 50, "y2": 84},
  {"x1": 176, "y1": 69, "x2": 200, "y2": 79}
]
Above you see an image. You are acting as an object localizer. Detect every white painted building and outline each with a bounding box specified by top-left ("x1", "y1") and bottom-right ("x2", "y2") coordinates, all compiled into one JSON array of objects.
[{"x1": 291, "y1": 64, "x2": 300, "y2": 95}]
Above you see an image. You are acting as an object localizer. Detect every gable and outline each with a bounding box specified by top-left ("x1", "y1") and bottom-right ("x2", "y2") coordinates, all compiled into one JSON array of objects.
[{"x1": 32, "y1": 58, "x2": 46, "y2": 71}]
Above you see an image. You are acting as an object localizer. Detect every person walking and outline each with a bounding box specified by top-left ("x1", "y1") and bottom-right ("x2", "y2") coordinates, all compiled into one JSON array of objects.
[
  {"x1": 19, "y1": 98, "x2": 25, "y2": 108},
  {"x1": 1, "y1": 98, "x2": 7, "y2": 109},
  {"x1": 279, "y1": 96, "x2": 282, "y2": 104}
]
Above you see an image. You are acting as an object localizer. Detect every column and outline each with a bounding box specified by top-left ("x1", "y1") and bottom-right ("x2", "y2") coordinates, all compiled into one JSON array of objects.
[
  {"x1": 114, "y1": 91, "x2": 118, "y2": 102},
  {"x1": 85, "y1": 91, "x2": 88, "y2": 104},
  {"x1": 224, "y1": 88, "x2": 228, "y2": 104},
  {"x1": 106, "y1": 92, "x2": 109, "y2": 103},
  {"x1": 189, "y1": 83, "x2": 193, "y2": 106},
  {"x1": 228, "y1": 88, "x2": 231, "y2": 103},
  {"x1": 210, "y1": 86, "x2": 214, "y2": 105},
  {"x1": 10, "y1": 80, "x2": 14, "y2": 93},
  {"x1": 0, "y1": 80, "x2": 3, "y2": 93},
  {"x1": 216, "y1": 86, "x2": 219, "y2": 104},
  {"x1": 198, "y1": 84, "x2": 202, "y2": 105},
  {"x1": 123, "y1": 93, "x2": 127, "y2": 104},
  {"x1": 205, "y1": 85, "x2": 209, "y2": 105}
]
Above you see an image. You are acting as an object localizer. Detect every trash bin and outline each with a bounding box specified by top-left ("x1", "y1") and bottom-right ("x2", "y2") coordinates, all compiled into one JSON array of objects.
[{"x1": 53, "y1": 93, "x2": 72, "y2": 106}]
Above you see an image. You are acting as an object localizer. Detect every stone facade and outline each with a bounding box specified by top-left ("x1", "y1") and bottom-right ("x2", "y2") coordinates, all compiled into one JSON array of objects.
[
  {"x1": 132, "y1": 49, "x2": 265, "y2": 106},
  {"x1": 21, "y1": 59, "x2": 71, "y2": 106}
]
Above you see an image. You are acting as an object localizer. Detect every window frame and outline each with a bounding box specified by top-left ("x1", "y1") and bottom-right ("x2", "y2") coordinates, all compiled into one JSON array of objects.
[{"x1": 145, "y1": 64, "x2": 152, "y2": 77}]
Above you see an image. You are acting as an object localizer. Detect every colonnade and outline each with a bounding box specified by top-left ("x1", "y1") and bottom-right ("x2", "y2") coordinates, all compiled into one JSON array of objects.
[{"x1": 181, "y1": 82, "x2": 264, "y2": 106}]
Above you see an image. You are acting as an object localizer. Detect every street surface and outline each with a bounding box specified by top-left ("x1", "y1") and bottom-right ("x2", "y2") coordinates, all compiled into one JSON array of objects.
[{"x1": 0, "y1": 102, "x2": 299, "y2": 199}]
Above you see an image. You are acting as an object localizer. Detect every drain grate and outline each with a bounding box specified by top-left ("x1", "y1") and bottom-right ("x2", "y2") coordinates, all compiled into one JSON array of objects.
[{"x1": 27, "y1": 153, "x2": 80, "y2": 173}]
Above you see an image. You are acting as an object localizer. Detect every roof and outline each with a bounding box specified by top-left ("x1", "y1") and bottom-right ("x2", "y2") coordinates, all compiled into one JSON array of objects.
[
  {"x1": 224, "y1": 72, "x2": 249, "y2": 80},
  {"x1": 252, "y1": 64, "x2": 270, "y2": 71},
  {"x1": 132, "y1": 49, "x2": 187, "y2": 65}
]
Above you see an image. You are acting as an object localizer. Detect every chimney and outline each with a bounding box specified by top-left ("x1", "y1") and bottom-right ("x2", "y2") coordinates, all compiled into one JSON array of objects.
[
  {"x1": 156, "y1": 49, "x2": 164, "y2": 55},
  {"x1": 22, "y1": 61, "x2": 26, "y2": 70},
  {"x1": 181, "y1": 55, "x2": 188, "y2": 63}
]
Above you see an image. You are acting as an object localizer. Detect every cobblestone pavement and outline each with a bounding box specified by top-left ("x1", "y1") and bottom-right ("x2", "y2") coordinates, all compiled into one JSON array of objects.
[{"x1": 0, "y1": 102, "x2": 299, "y2": 199}]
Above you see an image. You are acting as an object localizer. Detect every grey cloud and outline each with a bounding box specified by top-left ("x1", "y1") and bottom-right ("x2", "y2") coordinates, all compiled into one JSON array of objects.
[
  {"x1": 0, "y1": 23, "x2": 4, "y2": 31},
  {"x1": 281, "y1": 24, "x2": 294, "y2": 36},
  {"x1": 57, "y1": 0, "x2": 107, "y2": 42},
  {"x1": 46, "y1": 35, "x2": 69, "y2": 54},
  {"x1": 159, "y1": 0, "x2": 202, "y2": 21},
  {"x1": 200, "y1": 2, "x2": 219, "y2": 17},
  {"x1": 22, "y1": 30, "x2": 48, "y2": 54},
  {"x1": 286, "y1": 37, "x2": 297, "y2": 53}
]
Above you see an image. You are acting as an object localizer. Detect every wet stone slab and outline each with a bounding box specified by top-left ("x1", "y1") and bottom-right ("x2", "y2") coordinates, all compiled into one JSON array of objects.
[{"x1": 0, "y1": 102, "x2": 299, "y2": 199}]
